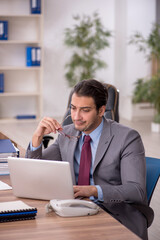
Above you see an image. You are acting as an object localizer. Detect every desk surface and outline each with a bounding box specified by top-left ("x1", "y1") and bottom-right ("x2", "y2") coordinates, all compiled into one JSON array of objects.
[{"x1": 0, "y1": 176, "x2": 140, "y2": 240}]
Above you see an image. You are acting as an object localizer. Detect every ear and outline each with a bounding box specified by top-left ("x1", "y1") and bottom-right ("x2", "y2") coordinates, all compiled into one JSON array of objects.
[{"x1": 98, "y1": 106, "x2": 106, "y2": 117}]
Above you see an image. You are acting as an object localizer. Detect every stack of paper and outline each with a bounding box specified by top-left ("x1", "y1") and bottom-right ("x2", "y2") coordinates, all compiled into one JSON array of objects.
[
  {"x1": 0, "y1": 139, "x2": 19, "y2": 175},
  {"x1": 0, "y1": 201, "x2": 37, "y2": 222}
]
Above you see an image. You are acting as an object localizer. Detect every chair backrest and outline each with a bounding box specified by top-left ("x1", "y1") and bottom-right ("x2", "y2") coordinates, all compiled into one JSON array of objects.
[
  {"x1": 146, "y1": 156, "x2": 160, "y2": 205},
  {"x1": 62, "y1": 83, "x2": 119, "y2": 126}
]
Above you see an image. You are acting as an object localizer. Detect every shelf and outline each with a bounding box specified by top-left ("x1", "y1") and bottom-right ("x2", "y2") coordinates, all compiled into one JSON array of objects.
[
  {"x1": 0, "y1": 92, "x2": 40, "y2": 97},
  {"x1": 0, "y1": 14, "x2": 42, "y2": 18},
  {"x1": 0, "y1": 0, "x2": 43, "y2": 120},
  {"x1": 0, "y1": 66, "x2": 42, "y2": 70},
  {"x1": 0, "y1": 118, "x2": 39, "y2": 124},
  {"x1": 0, "y1": 40, "x2": 41, "y2": 44}
]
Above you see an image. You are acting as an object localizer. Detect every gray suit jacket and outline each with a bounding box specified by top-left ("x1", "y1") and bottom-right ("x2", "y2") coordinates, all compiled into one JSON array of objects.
[{"x1": 26, "y1": 117, "x2": 147, "y2": 205}]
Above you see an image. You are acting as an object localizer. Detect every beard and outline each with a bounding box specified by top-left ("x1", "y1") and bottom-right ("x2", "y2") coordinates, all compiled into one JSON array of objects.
[{"x1": 73, "y1": 117, "x2": 100, "y2": 133}]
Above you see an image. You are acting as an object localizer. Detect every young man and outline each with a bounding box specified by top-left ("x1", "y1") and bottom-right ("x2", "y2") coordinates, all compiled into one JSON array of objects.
[{"x1": 26, "y1": 79, "x2": 153, "y2": 239}]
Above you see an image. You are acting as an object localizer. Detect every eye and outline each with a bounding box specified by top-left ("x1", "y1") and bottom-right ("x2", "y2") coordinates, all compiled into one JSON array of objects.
[
  {"x1": 71, "y1": 106, "x2": 76, "y2": 111},
  {"x1": 81, "y1": 108, "x2": 90, "y2": 113}
]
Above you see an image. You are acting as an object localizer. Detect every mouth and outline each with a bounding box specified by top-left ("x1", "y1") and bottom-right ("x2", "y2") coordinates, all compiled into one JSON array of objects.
[
  {"x1": 73, "y1": 120, "x2": 85, "y2": 126},
  {"x1": 73, "y1": 120, "x2": 91, "y2": 133}
]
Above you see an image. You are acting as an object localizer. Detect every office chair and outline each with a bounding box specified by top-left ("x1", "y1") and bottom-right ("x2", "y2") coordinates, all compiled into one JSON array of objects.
[
  {"x1": 43, "y1": 83, "x2": 119, "y2": 148},
  {"x1": 122, "y1": 157, "x2": 159, "y2": 229},
  {"x1": 146, "y1": 157, "x2": 160, "y2": 237},
  {"x1": 146, "y1": 157, "x2": 160, "y2": 205},
  {"x1": 62, "y1": 83, "x2": 119, "y2": 126}
]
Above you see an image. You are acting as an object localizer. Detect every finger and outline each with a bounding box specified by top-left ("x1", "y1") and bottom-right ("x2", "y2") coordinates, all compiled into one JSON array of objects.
[{"x1": 41, "y1": 117, "x2": 61, "y2": 133}]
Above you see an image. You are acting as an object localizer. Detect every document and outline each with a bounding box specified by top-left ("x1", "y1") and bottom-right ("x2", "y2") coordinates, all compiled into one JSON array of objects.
[{"x1": 0, "y1": 180, "x2": 12, "y2": 190}]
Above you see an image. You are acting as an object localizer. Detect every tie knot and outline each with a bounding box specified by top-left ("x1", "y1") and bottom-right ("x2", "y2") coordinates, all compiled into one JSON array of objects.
[{"x1": 84, "y1": 135, "x2": 91, "y2": 143}]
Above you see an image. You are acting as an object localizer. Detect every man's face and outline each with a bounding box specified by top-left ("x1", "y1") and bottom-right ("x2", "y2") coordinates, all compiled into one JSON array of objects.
[{"x1": 71, "y1": 93, "x2": 105, "y2": 134}]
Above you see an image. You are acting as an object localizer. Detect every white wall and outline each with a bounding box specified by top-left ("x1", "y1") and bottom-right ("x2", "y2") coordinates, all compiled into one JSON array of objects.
[
  {"x1": 115, "y1": 0, "x2": 156, "y2": 120},
  {"x1": 43, "y1": 0, "x2": 115, "y2": 117},
  {"x1": 43, "y1": 0, "x2": 156, "y2": 120}
]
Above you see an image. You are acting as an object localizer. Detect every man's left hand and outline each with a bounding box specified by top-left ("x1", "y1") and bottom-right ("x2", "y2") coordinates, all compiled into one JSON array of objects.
[{"x1": 73, "y1": 185, "x2": 98, "y2": 198}]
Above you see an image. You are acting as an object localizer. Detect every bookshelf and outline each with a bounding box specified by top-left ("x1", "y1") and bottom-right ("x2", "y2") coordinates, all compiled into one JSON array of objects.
[{"x1": 0, "y1": 0, "x2": 43, "y2": 121}]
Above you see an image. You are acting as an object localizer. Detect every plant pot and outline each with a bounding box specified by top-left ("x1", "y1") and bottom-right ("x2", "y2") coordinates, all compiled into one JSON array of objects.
[
  {"x1": 151, "y1": 122, "x2": 160, "y2": 133},
  {"x1": 132, "y1": 102, "x2": 155, "y2": 121}
]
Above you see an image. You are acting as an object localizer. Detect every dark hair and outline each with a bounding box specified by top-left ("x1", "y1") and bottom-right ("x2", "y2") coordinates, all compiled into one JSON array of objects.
[{"x1": 73, "y1": 79, "x2": 108, "y2": 110}]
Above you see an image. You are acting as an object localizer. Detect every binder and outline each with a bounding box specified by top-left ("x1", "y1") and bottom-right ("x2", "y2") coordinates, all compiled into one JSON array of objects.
[
  {"x1": 0, "y1": 73, "x2": 4, "y2": 93},
  {"x1": 0, "y1": 201, "x2": 37, "y2": 222},
  {"x1": 0, "y1": 139, "x2": 17, "y2": 154},
  {"x1": 0, "y1": 21, "x2": 8, "y2": 40},
  {"x1": 36, "y1": 47, "x2": 41, "y2": 66},
  {"x1": 26, "y1": 46, "x2": 32, "y2": 67},
  {"x1": 3, "y1": 21, "x2": 8, "y2": 40},
  {"x1": 31, "y1": 47, "x2": 36, "y2": 66},
  {"x1": 0, "y1": 139, "x2": 19, "y2": 175},
  {"x1": 0, "y1": 22, "x2": 4, "y2": 38},
  {"x1": 15, "y1": 114, "x2": 36, "y2": 119},
  {"x1": 30, "y1": 0, "x2": 41, "y2": 14}
]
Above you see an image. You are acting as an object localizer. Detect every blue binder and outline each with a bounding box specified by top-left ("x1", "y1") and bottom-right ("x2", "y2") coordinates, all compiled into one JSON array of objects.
[
  {"x1": 0, "y1": 73, "x2": 4, "y2": 93},
  {"x1": 0, "y1": 139, "x2": 17, "y2": 154},
  {"x1": 26, "y1": 47, "x2": 32, "y2": 67},
  {"x1": 3, "y1": 21, "x2": 8, "y2": 40},
  {"x1": 31, "y1": 47, "x2": 36, "y2": 66},
  {"x1": 30, "y1": 0, "x2": 41, "y2": 14},
  {"x1": 0, "y1": 21, "x2": 8, "y2": 40},
  {"x1": 0, "y1": 22, "x2": 4, "y2": 39},
  {"x1": 36, "y1": 47, "x2": 41, "y2": 66}
]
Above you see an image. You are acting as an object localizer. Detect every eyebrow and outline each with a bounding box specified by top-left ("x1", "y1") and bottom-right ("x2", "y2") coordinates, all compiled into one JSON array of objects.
[{"x1": 70, "y1": 104, "x2": 92, "y2": 110}]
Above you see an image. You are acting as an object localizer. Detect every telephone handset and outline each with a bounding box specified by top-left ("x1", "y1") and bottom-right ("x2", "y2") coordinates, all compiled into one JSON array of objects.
[{"x1": 46, "y1": 199, "x2": 100, "y2": 217}]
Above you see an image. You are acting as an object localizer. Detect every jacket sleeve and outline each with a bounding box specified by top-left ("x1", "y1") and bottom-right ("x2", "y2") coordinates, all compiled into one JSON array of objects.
[
  {"x1": 99, "y1": 129, "x2": 147, "y2": 204},
  {"x1": 25, "y1": 138, "x2": 62, "y2": 161}
]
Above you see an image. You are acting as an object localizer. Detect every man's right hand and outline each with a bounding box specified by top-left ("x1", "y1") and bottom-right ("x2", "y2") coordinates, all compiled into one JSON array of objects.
[{"x1": 32, "y1": 117, "x2": 62, "y2": 148}]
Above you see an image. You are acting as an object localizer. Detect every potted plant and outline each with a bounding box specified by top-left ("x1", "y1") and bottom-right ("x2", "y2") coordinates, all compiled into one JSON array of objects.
[
  {"x1": 131, "y1": 78, "x2": 155, "y2": 121},
  {"x1": 130, "y1": 23, "x2": 160, "y2": 130},
  {"x1": 150, "y1": 74, "x2": 160, "y2": 132},
  {"x1": 64, "y1": 12, "x2": 112, "y2": 87}
]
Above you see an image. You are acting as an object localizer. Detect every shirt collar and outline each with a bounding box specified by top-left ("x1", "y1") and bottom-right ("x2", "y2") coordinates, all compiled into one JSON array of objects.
[{"x1": 81, "y1": 118, "x2": 104, "y2": 142}]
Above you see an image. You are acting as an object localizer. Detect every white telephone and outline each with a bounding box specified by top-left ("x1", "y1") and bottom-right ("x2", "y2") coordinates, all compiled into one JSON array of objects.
[{"x1": 46, "y1": 199, "x2": 100, "y2": 217}]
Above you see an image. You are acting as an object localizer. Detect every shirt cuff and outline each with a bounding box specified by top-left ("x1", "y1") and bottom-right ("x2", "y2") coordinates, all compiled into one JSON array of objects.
[
  {"x1": 29, "y1": 141, "x2": 42, "y2": 151},
  {"x1": 90, "y1": 185, "x2": 104, "y2": 203},
  {"x1": 95, "y1": 185, "x2": 104, "y2": 202}
]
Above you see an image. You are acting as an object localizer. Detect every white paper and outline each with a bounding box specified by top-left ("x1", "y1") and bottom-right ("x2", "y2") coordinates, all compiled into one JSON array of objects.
[
  {"x1": 0, "y1": 200, "x2": 34, "y2": 211},
  {"x1": 0, "y1": 180, "x2": 12, "y2": 190}
]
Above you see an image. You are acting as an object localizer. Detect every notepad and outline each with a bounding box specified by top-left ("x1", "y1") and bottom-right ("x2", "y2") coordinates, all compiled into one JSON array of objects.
[{"x1": 0, "y1": 200, "x2": 37, "y2": 222}]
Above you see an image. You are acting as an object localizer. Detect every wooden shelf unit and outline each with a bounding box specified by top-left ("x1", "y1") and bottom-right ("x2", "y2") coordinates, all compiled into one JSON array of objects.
[{"x1": 0, "y1": 0, "x2": 43, "y2": 121}]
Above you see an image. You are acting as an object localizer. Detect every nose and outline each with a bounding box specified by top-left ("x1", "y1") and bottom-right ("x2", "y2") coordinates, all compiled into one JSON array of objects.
[{"x1": 72, "y1": 109, "x2": 82, "y2": 120}]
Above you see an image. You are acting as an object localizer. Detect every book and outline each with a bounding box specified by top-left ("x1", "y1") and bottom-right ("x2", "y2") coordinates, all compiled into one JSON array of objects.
[
  {"x1": 0, "y1": 200, "x2": 37, "y2": 222},
  {"x1": 0, "y1": 73, "x2": 4, "y2": 93}
]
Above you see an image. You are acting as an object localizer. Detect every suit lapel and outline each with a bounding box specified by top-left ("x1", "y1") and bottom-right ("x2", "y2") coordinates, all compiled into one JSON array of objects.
[{"x1": 93, "y1": 119, "x2": 114, "y2": 173}]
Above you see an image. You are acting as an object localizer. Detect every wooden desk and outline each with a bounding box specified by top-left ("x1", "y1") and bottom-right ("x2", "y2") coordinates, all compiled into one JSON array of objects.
[{"x1": 0, "y1": 176, "x2": 140, "y2": 240}]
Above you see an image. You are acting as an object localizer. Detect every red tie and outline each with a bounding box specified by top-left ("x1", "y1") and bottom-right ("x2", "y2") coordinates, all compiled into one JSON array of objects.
[{"x1": 78, "y1": 135, "x2": 92, "y2": 185}]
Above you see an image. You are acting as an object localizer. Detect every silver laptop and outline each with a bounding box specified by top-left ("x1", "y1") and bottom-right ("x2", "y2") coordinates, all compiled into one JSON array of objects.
[{"x1": 7, "y1": 157, "x2": 74, "y2": 200}]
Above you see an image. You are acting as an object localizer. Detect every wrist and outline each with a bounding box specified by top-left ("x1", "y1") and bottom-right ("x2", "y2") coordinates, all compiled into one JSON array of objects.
[
  {"x1": 32, "y1": 133, "x2": 43, "y2": 148},
  {"x1": 92, "y1": 186, "x2": 98, "y2": 198}
]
